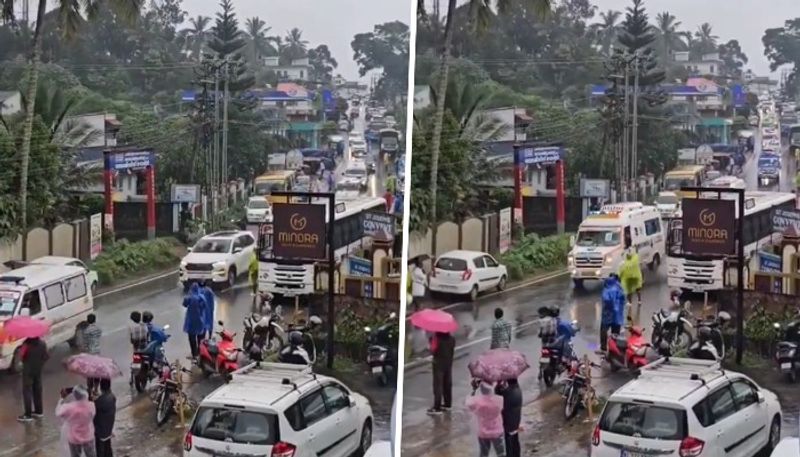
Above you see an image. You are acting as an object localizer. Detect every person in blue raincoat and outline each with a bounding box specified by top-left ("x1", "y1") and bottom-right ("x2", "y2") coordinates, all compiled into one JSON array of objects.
[
  {"x1": 182, "y1": 283, "x2": 206, "y2": 360},
  {"x1": 199, "y1": 281, "x2": 217, "y2": 339},
  {"x1": 600, "y1": 273, "x2": 626, "y2": 351}
]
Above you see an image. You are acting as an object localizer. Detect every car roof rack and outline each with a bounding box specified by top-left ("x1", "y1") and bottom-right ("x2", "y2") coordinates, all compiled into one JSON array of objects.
[
  {"x1": 0, "y1": 275, "x2": 25, "y2": 285},
  {"x1": 637, "y1": 357, "x2": 724, "y2": 390},
  {"x1": 227, "y1": 362, "x2": 319, "y2": 404}
]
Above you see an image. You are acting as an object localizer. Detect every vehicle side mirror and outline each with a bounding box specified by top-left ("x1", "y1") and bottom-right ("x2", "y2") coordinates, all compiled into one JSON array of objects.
[
  {"x1": 218, "y1": 320, "x2": 224, "y2": 326},
  {"x1": 187, "y1": 247, "x2": 193, "y2": 252},
  {"x1": 757, "y1": 391, "x2": 766, "y2": 404},
  {"x1": 233, "y1": 247, "x2": 242, "y2": 254},
  {"x1": 349, "y1": 396, "x2": 356, "y2": 407}
]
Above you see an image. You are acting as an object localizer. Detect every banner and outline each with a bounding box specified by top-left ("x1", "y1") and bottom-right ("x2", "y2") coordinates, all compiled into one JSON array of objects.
[
  {"x1": 499, "y1": 208, "x2": 511, "y2": 253},
  {"x1": 363, "y1": 211, "x2": 395, "y2": 237},
  {"x1": 90, "y1": 213, "x2": 103, "y2": 259},
  {"x1": 272, "y1": 203, "x2": 327, "y2": 260},
  {"x1": 758, "y1": 251, "x2": 783, "y2": 293},
  {"x1": 349, "y1": 256, "x2": 373, "y2": 297},
  {"x1": 681, "y1": 199, "x2": 736, "y2": 256},
  {"x1": 772, "y1": 208, "x2": 800, "y2": 232}
]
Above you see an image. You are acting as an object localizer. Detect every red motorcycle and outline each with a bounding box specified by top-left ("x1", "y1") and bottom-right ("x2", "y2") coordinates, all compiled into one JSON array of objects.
[
  {"x1": 198, "y1": 321, "x2": 241, "y2": 377},
  {"x1": 606, "y1": 326, "x2": 651, "y2": 371}
]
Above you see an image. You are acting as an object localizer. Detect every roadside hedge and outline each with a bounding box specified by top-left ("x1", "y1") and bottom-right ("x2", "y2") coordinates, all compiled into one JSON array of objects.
[
  {"x1": 92, "y1": 237, "x2": 181, "y2": 285},
  {"x1": 499, "y1": 233, "x2": 571, "y2": 281}
]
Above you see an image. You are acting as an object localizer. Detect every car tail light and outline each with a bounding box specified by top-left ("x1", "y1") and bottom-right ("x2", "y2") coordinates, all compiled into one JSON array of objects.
[
  {"x1": 183, "y1": 431, "x2": 193, "y2": 451},
  {"x1": 541, "y1": 349, "x2": 550, "y2": 356},
  {"x1": 591, "y1": 424, "x2": 600, "y2": 446},
  {"x1": 133, "y1": 354, "x2": 142, "y2": 363},
  {"x1": 679, "y1": 436, "x2": 704, "y2": 457},
  {"x1": 272, "y1": 441, "x2": 296, "y2": 457},
  {"x1": 462, "y1": 269, "x2": 472, "y2": 281}
]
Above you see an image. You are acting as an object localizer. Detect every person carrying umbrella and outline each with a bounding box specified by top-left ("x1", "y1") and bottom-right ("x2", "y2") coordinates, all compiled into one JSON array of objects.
[
  {"x1": 466, "y1": 382, "x2": 506, "y2": 457},
  {"x1": 56, "y1": 385, "x2": 96, "y2": 457},
  {"x1": 182, "y1": 283, "x2": 206, "y2": 360},
  {"x1": 18, "y1": 336, "x2": 49, "y2": 422},
  {"x1": 429, "y1": 331, "x2": 455, "y2": 415},
  {"x1": 600, "y1": 273, "x2": 626, "y2": 351}
]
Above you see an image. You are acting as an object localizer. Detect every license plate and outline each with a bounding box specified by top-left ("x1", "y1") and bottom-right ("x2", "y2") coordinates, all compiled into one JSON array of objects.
[
  {"x1": 781, "y1": 362, "x2": 792, "y2": 370},
  {"x1": 130, "y1": 363, "x2": 140, "y2": 370},
  {"x1": 372, "y1": 366, "x2": 383, "y2": 374},
  {"x1": 620, "y1": 451, "x2": 647, "y2": 457},
  {"x1": 539, "y1": 357, "x2": 550, "y2": 364}
]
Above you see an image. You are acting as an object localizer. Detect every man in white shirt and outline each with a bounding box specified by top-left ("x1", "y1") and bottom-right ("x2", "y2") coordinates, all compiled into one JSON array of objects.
[{"x1": 411, "y1": 258, "x2": 427, "y2": 310}]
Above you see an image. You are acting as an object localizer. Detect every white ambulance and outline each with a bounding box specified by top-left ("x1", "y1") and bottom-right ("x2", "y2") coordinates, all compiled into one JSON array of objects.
[{"x1": 568, "y1": 202, "x2": 665, "y2": 288}]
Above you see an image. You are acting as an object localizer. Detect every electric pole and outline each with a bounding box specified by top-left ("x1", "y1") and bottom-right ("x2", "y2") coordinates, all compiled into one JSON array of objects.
[
  {"x1": 631, "y1": 53, "x2": 640, "y2": 200},
  {"x1": 212, "y1": 63, "x2": 221, "y2": 215},
  {"x1": 222, "y1": 59, "x2": 230, "y2": 209},
  {"x1": 622, "y1": 62, "x2": 630, "y2": 201}
]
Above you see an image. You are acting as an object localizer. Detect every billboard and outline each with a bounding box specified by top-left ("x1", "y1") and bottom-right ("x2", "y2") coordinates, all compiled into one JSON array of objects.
[
  {"x1": 90, "y1": 213, "x2": 103, "y2": 259},
  {"x1": 772, "y1": 208, "x2": 800, "y2": 232},
  {"x1": 106, "y1": 150, "x2": 154, "y2": 171},
  {"x1": 272, "y1": 203, "x2": 327, "y2": 260},
  {"x1": 349, "y1": 256, "x2": 373, "y2": 297},
  {"x1": 499, "y1": 208, "x2": 511, "y2": 253},
  {"x1": 681, "y1": 199, "x2": 736, "y2": 256},
  {"x1": 363, "y1": 211, "x2": 395, "y2": 237}
]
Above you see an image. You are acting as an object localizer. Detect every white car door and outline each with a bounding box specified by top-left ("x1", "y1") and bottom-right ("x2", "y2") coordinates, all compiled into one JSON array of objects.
[
  {"x1": 471, "y1": 256, "x2": 489, "y2": 292},
  {"x1": 703, "y1": 384, "x2": 748, "y2": 457},
  {"x1": 239, "y1": 234, "x2": 256, "y2": 273},
  {"x1": 482, "y1": 255, "x2": 503, "y2": 288},
  {"x1": 299, "y1": 388, "x2": 336, "y2": 457},
  {"x1": 729, "y1": 379, "x2": 770, "y2": 456},
  {"x1": 322, "y1": 384, "x2": 361, "y2": 457}
]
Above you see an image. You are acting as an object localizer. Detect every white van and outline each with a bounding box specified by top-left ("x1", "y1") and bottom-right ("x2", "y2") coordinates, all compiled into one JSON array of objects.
[
  {"x1": 0, "y1": 264, "x2": 94, "y2": 372},
  {"x1": 568, "y1": 202, "x2": 665, "y2": 287}
]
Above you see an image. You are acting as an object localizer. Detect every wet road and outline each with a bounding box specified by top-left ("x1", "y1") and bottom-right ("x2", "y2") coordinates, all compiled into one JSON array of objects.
[
  {"x1": 401, "y1": 270, "x2": 800, "y2": 457},
  {"x1": 0, "y1": 281, "x2": 394, "y2": 456}
]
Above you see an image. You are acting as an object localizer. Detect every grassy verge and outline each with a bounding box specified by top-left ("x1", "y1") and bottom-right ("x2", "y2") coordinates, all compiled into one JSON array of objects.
[
  {"x1": 91, "y1": 237, "x2": 182, "y2": 286},
  {"x1": 499, "y1": 233, "x2": 571, "y2": 281}
]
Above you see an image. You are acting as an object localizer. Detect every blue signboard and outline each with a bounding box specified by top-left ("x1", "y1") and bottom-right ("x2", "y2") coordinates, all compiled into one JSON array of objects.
[
  {"x1": 106, "y1": 150, "x2": 155, "y2": 171},
  {"x1": 731, "y1": 84, "x2": 747, "y2": 108},
  {"x1": 516, "y1": 146, "x2": 565, "y2": 165},
  {"x1": 392, "y1": 193, "x2": 403, "y2": 215},
  {"x1": 349, "y1": 256, "x2": 373, "y2": 297},
  {"x1": 758, "y1": 251, "x2": 782, "y2": 293},
  {"x1": 322, "y1": 89, "x2": 335, "y2": 112}
]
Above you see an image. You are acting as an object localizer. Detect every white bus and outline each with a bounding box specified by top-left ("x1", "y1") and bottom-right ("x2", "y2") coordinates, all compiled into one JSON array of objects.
[
  {"x1": 666, "y1": 191, "x2": 795, "y2": 292},
  {"x1": 705, "y1": 175, "x2": 746, "y2": 190},
  {"x1": 257, "y1": 196, "x2": 387, "y2": 296}
]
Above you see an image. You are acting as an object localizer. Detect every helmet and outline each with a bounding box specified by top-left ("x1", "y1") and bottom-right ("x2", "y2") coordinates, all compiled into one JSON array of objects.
[
  {"x1": 289, "y1": 331, "x2": 304, "y2": 346},
  {"x1": 697, "y1": 326, "x2": 712, "y2": 340},
  {"x1": 717, "y1": 311, "x2": 731, "y2": 324},
  {"x1": 309, "y1": 316, "x2": 323, "y2": 327},
  {"x1": 142, "y1": 311, "x2": 154, "y2": 324}
]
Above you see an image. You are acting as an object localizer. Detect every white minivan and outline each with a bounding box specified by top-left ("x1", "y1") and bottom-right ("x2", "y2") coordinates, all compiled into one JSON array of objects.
[{"x1": 0, "y1": 264, "x2": 94, "y2": 372}]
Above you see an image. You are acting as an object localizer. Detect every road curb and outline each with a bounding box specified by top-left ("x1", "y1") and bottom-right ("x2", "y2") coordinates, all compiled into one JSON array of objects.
[{"x1": 94, "y1": 269, "x2": 180, "y2": 307}]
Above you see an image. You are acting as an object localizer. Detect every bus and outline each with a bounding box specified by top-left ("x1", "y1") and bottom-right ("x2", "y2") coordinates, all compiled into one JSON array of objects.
[
  {"x1": 706, "y1": 175, "x2": 746, "y2": 190},
  {"x1": 790, "y1": 124, "x2": 800, "y2": 153},
  {"x1": 379, "y1": 128, "x2": 401, "y2": 153},
  {"x1": 257, "y1": 196, "x2": 387, "y2": 296},
  {"x1": 665, "y1": 191, "x2": 795, "y2": 292},
  {"x1": 253, "y1": 170, "x2": 297, "y2": 204},
  {"x1": 663, "y1": 165, "x2": 706, "y2": 198}
]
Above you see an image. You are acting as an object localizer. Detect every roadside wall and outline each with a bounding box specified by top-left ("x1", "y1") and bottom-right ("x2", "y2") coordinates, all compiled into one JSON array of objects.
[
  {"x1": 408, "y1": 208, "x2": 509, "y2": 260},
  {"x1": 0, "y1": 215, "x2": 98, "y2": 271}
]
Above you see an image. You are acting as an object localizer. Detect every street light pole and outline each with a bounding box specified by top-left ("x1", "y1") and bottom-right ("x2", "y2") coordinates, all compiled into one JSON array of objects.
[
  {"x1": 632, "y1": 53, "x2": 640, "y2": 200},
  {"x1": 213, "y1": 63, "x2": 221, "y2": 217},
  {"x1": 222, "y1": 59, "x2": 230, "y2": 208},
  {"x1": 622, "y1": 62, "x2": 630, "y2": 201}
]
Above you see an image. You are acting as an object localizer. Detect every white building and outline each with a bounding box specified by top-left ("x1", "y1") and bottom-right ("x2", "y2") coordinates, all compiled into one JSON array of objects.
[
  {"x1": 413, "y1": 86, "x2": 431, "y2": 111},
  {"x1": 0, "y1": 91, "x2": 22, "y2": 116},
  {"x1": 483, "y1": 107, "x2": 532, "y2": 142},
  {"x1": 263, "y1": 56, "x2": 313, "y2": 82},
  {"x1": 675, "y1": 52, "x2": 724, "y2": 78}
]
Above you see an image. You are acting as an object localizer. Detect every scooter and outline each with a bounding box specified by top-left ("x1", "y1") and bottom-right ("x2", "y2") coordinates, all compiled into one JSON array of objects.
[
  {"x1": 365, "y1": 312, "x2": 399, "y2": 387},
  {"x1": 132, "y1": 324, "x2": 171, "y2": 393},
  {"x1": 688, "y1": 312, "x2": 730, "y2": 361},
  {"x1": 651, "y1": 299, "x2": 694, "y2": 356},
  {"x1": 606, "y1": 326, "x2": 651, "y2": 371},
  {"x1": 198, "y1": 321, "x2": 241, "y2": 377},
  {"x1": 243, "y1": 303, "x2": 285, "y2": 361},
  {"x1": 774, "y1": 320, "x2": 800, "y2": 382}
]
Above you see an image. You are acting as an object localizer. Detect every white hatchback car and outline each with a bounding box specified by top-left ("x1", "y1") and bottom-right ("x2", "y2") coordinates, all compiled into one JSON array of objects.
[
  {"x1": 428, "y1": 250, "x2": 507, "y2": 301},
  {"x1": 245, "y1": 196, "x2": 272, "y2": 224},
  {"x1": 30, "y1": 256, "x2": 99, "y2": 294},
  {"x1": 179, "y1": 231, "x2": 256, "y2": 289},
  {"x1": 184, "y1": 363, "x2": 373, "y2": 457},
  {"x1": 592, "y1": 358, "x2": 782, "y2": 457}
]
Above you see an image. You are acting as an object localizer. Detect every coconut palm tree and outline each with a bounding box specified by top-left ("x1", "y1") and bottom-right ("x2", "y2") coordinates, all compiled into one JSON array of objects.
[
  {"x1": 183, "y1": 15, "x2": 212, "y2": 62},
  {"x1": 244, "y1": 16, "x2": 272, "y2": 68},
  {"x1": 591, "y1": 9, "x2": 622, "y2": 56},
  {"x1": 426, "y1": 0, "x2": 551, "y2": 249},
  {"x1": 654, "y1": 12, "x2": 687, "y2": 65},
  {"x1": 0, "y1": 0, "x2": 142, "y2": 231},
  {"x1": 282, "y1": 27, "x2": 308, "y2": 63},
  {"x1": 693, "y1": 22, "x2": 718, "y2": 57}
]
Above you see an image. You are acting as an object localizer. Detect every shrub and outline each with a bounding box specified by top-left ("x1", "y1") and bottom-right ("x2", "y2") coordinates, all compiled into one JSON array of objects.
[
  {"x1": 92, "y1": 237, "x2": 181, "y2": 285},
  {"x1": 499, "y1": 233, "x2": 571, "y2": 281}
]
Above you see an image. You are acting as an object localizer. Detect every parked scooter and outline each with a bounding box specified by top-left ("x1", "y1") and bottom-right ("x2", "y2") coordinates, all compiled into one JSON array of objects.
[
  {"x1": 651, "y1": 297, "x2": 694, "y2": 356},
  {"x1": 688, "y1": 312, "x2": 730, "y2": 362},
  {"x1": 365, "y1": 312, "x2": 399, "y2": 387},
  {"x1": 198, "y1": 321, "x2": 242, "y2": 377},
  {"x1": 605, "y1": 326, "x2": 651, "y2": 371},
  {"x1": 775, "y1": 319, "x2": 800, "y2": 382},
  {"x1": 243, "y1": 301, "x2": 285, "y2": 361},
  {"x1": 132, "y1": 324, "x2": 171, "y2": 393},
  {"x1": 279, "y1": 330, "x2": 317, "y2": 365},
  {"x1": 539, "y1": 320, "x2": 579, "y2": 387}
]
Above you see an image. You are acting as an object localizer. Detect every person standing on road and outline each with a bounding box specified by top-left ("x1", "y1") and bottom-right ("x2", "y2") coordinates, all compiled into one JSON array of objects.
[
  {"x1": 182, "y1": 283, "x2": 206, "y2": 360},
  {"x1": 600, "y1": 274, "x2": 626, "y2": 351},
  {"x1": 93, "y1": 379, "x2": 116, "y2": 457},
  {"x1": 411, "y1": 258, "x2": 427, "y2": 311},
  {"x1": 17, "y1": 336, "x2": 48, "y2": 422},
  {"x1": 80, "y1": 314, "x2": 102, "y2": 396},
  {"x1": 199, "y1": 281, "x2": 217, "y2": 339},
  {"x1": 490, "y1": 308, "x2": 512, "y2": 350},
  {"x1": 618, "y1": 251, "x2": 643, "y2": 323},
  {"x1": 56, "y1": 385, "x2": 96, "y2": 457},
  {"x1": 249, "y1": 252, "x2": 259, "y2": 305},
  {"x1": 495, "y1": 379, "x2": 522, "y2": 457},
  {"x1": 428, "y1": 331, "x2": 455, "y2": 415},
  {"x1": 465, "y1": 382, "x2": 506, "y2": 457}
]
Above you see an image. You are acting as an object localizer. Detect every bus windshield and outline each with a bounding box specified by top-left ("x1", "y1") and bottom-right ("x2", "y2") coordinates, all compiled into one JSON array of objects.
[
  {"x1": 254, "y1": 180, "x2": 287, "y2": 196},
  {"x1": 576, "y1": 229, "x2": 621, "y2": 247},
  {"x1": 664, "y1": 177, "x2": 696, "y2": 190},
  {"x1": 791, "y1": 130, "x2": 800, "y2": 145},
  {"x1": 759, "y1": 157, "x2": 780, "y2": 168},
  {"x1": 656, "y1": 194, "x2": 679, "y2": 205},
  {"x1": 381, "y1": 137, "x2": 399, "y2": 149}
]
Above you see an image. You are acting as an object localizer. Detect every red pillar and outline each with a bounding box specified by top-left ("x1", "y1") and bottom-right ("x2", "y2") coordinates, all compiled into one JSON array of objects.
[
  {"x1": 103, "y1": 169, "x2": 113, "y2": 216},
  {"x1": 146, "y1": 166, "x2": 156, "y2": 240},
  {"x1": 555, "y1": 160, "x2": 565, "y2": 234}
]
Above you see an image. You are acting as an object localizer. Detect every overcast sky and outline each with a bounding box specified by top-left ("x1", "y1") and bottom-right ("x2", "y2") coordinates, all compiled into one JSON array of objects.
[
  {"x1": 592, "y1": 0, "x2": 800, "y2": 77},
  {"x1": 182, "y1": 0, "x2": 413, "y2": 81}
]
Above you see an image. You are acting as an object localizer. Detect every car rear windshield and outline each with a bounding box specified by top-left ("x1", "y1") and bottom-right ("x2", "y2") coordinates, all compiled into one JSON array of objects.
[
  {"x1": 191, "y1": 407, "x2": 278, "y2": 445},
  {"x1": 436, "y1": 257, "x2": 468, "y2": 271},
  {"x1": 600, "y1": 401, "x2": 686, "y2": 440}
]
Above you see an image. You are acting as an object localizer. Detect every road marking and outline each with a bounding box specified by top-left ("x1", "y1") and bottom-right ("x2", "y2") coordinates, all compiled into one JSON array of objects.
[{"x1": 95, "y1": 270, "x2": 179, "y2": 299}]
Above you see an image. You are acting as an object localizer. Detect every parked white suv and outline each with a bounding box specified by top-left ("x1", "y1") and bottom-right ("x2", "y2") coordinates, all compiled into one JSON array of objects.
[
  {"x1": 184, "y1": 363, "x2": 373, "y2": 457},
  {"x1": 179, "y1": 231, "x2": 256, "y2": 289},
  {"x1": 592, "y1": 358, "x2": 782, "y2": 457},
  {"x1": 428, "y1": 250, "x2": 507, "y2": 301}
]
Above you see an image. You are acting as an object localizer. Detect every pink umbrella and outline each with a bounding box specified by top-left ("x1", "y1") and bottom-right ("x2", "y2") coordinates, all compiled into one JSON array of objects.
[
  {"x1": 64, "y1": 354, "x2": 122, "y2": 379},
  {"x1": 1, "y1": 316, "x2": 51, "y2": 340},
  {"x1": 410, "y1": 309, "x2": 458, "y2": 333},
  {"x1": 468, "y1": 349, "x2": 529, "y2": 382}
]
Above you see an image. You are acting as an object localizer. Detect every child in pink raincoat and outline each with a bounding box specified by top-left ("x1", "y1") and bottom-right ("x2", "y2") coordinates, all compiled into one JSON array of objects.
[
  {"x1": 465, "y1": 382, "x2": 506, "y2": 457},
  {"x1": 55, "y1": 385, "x2": 97, "y2": 457}
]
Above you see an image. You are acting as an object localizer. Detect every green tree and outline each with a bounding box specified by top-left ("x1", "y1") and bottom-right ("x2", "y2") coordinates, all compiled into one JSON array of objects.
[
  {"x1": 591, "y1": 9, "x2": 622, "y2": 56},
  {"x1": 0, "y1": 0, "x2": 142, "y2": 230},
  {"x1": 653, "y1": 12, "x2": 686, "y2": 65},
  {"x1": 616, "y1": 0, "x2": 664, "y2": 87},
  {"x1": 281, "y1": 27, "x2": 308, "y2": 64},
  {"x1": 206, "y1": 0, "x2": 254, "y2": 91},
  {"x1": 692, "y1": 22, "x2": 719, "y2": 58},
  {"x1": 243, "y1": 16, "x2": 274, "y2": 71},
  {"x1": 763, "y1": 19, "x2": 800, "y2": 97},
  {"x1": 307, "y1": 44, "x2": 338, "y2": 84},
  {"x1": 183, "y1": 15, "x2": 212, "y2": 62},
  {"x1": 351, "y1": 21, "x2": 409, "y2": 102},
  {"x1": 717, "y1": 39, "x2": 748, "y2": 80}
]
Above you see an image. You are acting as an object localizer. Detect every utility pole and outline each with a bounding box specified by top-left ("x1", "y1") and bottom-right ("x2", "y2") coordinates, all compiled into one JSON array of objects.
[
  {"x1": 631, "y1": 53, "x2": 640, "y2": 200},
  {"x1": 212, "y1": 63, "x2": 221, "y2": 217},
  {"x1": 222, "y1": 59, "x2": 230, "y2": 209},
  {"x1": 622, "y1": 62, "x2": 631, "y2": 201}
]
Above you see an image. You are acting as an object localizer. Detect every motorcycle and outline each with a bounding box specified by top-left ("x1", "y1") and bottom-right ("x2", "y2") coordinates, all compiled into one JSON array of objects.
[
  {"x1": 539, "y1": 320, "x2": 579, "y2": 387},
  {"x1": 132, "y1": 324, "x2": 171, "y2": 393},
  {"x1": 198, "y1": 321, "x2": 242, "y2": 377},
  {"x1": 365, "y1": 312, "x2": 399, "y2": 387},
  {"x1": 774, "y1": 320, "x2": 800, "y2": 382},
  {"x1": 606, "y1": 326, "x2": 651, "y2": 371},
  {"x1": 154, "y1": 362, "x2": 191, "y2": 426},
  {"x1": 243, "y1": 303, "x2": 285, "y2": 361},
  {"x1": 688, "y1": 312, "x2": 730, "y2": 362},
  {"x1": 651, "y1": 300, "x2": 694, "y2": 356},
  {"x1": 562, "y1": 355, "x2": 599, "y2": 420}
]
